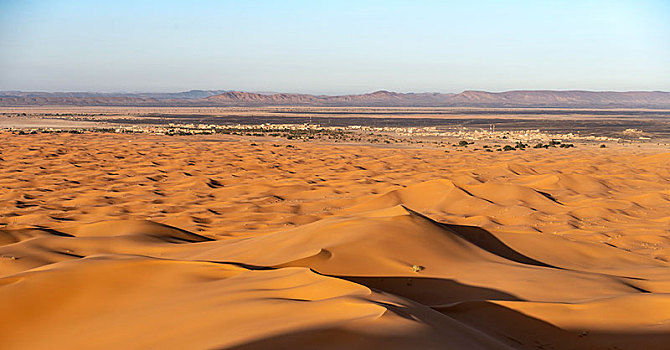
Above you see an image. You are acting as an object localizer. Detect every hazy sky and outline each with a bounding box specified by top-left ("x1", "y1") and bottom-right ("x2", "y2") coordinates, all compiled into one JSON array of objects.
[{"x1": 1, "y1": 0, "x2": 668, "y2": 94}]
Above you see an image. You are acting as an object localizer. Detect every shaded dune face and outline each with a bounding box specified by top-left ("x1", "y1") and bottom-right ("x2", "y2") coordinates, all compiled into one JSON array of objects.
[{"x1": 1, "y1": 133, "x2": 670, "y2": 349}]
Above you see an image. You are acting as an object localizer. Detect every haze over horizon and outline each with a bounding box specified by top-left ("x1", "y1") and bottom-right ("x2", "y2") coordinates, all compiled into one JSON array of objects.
[{"x1": 1, "y1": 0, "x2": 669, "y2": 94}]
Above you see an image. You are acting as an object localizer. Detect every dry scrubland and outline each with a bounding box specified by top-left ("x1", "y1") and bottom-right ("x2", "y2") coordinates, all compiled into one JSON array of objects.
[{"x1": 2, "y1": 131, "x2": 670, "y2": 349}]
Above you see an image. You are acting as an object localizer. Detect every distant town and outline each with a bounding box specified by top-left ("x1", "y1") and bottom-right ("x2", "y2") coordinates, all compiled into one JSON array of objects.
[{"x1": 3, "y1": 120, "x2": 657, "y2": 151}]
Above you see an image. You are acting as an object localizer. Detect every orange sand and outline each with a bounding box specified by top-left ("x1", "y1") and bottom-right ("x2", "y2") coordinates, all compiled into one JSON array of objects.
[{"x1": 1, "y1": 132, "x2": 670, "y2": 349}]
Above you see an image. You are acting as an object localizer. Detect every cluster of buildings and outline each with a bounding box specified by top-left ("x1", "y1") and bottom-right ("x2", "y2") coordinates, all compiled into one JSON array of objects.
[
  {"x1": 112, "y1": 123, "x2": 346, "y2": 135},
  {"x1": 428, "y1": 127, "x2": 621, "y2": 143},
  {"x1": 345, "y1": 125, "x2": 622, "y2": 143},
  {"x1": 3, "y1": 122, "x2": 643, "y2": 144}
]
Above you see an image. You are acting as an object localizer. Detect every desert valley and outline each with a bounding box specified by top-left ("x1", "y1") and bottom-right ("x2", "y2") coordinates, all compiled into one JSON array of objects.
[{"x1": 2, "y1": 1, "x2": 669, "y2": 348}]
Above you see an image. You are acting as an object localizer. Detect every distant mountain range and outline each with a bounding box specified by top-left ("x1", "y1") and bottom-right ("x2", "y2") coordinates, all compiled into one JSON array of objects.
[
  {"x1": 0, "y1": 90, "x2": 230, "y2": 99},
  {"x1": 1, "y1": 89, "x2": 669, "y2": 108}
]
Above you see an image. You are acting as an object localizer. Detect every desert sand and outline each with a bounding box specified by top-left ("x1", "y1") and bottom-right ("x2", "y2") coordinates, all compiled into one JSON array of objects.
[{"x1": 1, "y1": 131, "x2": 670, "y2": 349}]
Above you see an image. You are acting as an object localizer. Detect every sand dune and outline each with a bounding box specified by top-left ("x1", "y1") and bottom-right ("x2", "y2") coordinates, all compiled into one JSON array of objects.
[{"x1": 1, "y1": 131, "x2": 670, "y2": 349}]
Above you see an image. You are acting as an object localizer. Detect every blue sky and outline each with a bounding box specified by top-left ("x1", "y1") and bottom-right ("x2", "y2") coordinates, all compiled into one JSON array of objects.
[{"x1": 0, "y1": 0, "x2": 668, "y2": 94}]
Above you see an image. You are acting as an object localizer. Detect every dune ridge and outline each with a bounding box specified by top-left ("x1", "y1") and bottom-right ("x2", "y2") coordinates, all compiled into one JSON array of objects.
[{"x1": 1, "y1": 132, "x2": 670, "y2": 349}]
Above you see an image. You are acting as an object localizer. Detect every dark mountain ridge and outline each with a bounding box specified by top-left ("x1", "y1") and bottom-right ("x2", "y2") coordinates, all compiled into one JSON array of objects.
[{"x1": 1, "y1": 90, "x2": 669, "y2": 108}]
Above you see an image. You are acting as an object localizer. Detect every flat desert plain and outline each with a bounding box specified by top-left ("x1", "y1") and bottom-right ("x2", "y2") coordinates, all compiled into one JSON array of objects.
[{"x1": 1, "y1": 131, "x2": 670, "y2": 349}]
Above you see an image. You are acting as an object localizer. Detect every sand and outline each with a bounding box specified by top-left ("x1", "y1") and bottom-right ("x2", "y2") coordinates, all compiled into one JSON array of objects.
[{"x1": 1, "y1": 131, "x2": 670, "y2": 349}]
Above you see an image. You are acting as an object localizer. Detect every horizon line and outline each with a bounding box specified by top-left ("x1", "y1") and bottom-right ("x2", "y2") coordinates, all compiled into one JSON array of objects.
[{"x1": 2, "y1": 88, "x2": 670, "y2": 95}]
